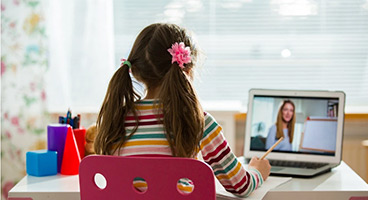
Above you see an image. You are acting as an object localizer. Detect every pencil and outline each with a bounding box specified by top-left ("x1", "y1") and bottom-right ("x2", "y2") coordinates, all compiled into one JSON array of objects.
[{"x1": 260, "y1": 137, "x2": 284, "y2": 160}]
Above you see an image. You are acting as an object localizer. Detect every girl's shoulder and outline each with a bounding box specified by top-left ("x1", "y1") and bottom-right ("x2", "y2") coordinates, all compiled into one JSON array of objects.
[
  {"x1": 203, "y1": 112, "x2": 222, "y2": 136},
  {"x1": 204, "y1": 111, "x2": 218, "y2": 125}
]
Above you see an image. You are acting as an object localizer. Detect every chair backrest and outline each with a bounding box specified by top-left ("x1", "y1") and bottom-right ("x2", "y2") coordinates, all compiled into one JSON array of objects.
[{"x1": 79, "y1": 155, "x2": 216, "y2": 200}]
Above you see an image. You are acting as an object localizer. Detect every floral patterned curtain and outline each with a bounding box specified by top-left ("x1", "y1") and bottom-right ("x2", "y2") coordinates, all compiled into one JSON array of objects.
[{"x1": 1, "y1": 0, "x2": 50, "y2": 199}]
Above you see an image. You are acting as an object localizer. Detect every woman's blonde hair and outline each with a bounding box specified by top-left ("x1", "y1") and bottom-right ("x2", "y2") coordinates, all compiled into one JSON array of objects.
[
  {"x1": 94, "y1": 23, "x2": 204, "y2": 158},
  {"x1": 275, "y1": 100, "x2": 295, "y2": 143}
]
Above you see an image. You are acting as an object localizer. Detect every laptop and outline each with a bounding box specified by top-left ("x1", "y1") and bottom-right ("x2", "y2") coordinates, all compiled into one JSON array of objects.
[{"x1": 243, "y1": 89, "x2": 345, "y2": 177}]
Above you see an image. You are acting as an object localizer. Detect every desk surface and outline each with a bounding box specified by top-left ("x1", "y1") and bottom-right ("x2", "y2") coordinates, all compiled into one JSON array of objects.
[
  {"x1": 265, "y1": 161, "x2": 368, "y2": 200},
  {"x1": 9, "y1": 161, "x2": 368, "y2": 200}
]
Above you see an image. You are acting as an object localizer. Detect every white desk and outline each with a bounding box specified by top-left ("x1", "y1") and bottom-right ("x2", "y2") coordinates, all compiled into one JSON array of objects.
[
  {"x1": 9, "y1": 161, "x2": 368, "y2": 200},
  {"x1": 264, "y1": 161, "x2": 368, "y2": 200},
  {"x1": 9, "y1": 174, "x2": 80, "y2": 200}
]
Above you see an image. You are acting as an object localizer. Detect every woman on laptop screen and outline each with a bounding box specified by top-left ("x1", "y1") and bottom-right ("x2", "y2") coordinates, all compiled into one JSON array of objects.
[{"x1": 265, "y1": 100, "x2": 296, "y2": 151}]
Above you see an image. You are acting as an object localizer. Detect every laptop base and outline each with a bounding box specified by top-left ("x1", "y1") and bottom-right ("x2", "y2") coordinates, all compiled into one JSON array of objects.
[{"x1": 270, "y1": 168, "x2": 332, "y2": 178}]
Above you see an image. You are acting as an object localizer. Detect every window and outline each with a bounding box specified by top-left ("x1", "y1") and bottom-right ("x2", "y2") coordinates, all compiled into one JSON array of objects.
[
  {"x1": 113, "y1": 0, "x2": 368, "y2": 112},
  {"x1": 46, "y1": 0, "x2": 368, "y2": 112}
]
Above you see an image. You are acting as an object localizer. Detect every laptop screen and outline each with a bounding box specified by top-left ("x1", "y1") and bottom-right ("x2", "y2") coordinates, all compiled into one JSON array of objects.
[{"x1": 249, "y1": 94, "x2": 341, "y2": 157}]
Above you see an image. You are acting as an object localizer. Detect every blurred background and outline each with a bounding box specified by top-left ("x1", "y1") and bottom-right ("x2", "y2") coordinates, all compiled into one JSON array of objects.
[{"x1": 1, "y1": 0, "x2": 368, "y2": 199}]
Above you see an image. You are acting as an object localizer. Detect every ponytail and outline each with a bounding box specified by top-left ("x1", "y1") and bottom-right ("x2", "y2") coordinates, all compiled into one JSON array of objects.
[
  {"x1": 96, "y1": 23, "x2": 204, "y2": 157},
  {"x1": 95, "y1": 64, "x2": 140, "y2": 155},
  {"x1": 158, "y1": 64, "x2": 204, "y2": 158}
]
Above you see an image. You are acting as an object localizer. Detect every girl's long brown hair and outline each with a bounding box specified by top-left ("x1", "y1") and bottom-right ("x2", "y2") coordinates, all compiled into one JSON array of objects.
[
  {"x1": 94, "y1": 23, "x2": 204, "y2": 157},
  {"x1": 276, "y1": 100, "x2": 296, "y2": 143}
]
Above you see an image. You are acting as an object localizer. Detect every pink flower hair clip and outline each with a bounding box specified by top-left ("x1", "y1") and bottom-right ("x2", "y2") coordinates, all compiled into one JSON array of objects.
[{"x1": 167, "y1": 42, "x2": 191, "y2": 69}]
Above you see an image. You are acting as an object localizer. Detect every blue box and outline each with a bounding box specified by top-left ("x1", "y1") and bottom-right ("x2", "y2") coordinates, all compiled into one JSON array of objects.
[{"x1": 26, "y1": 150, "x2": 57, "y2": 176}]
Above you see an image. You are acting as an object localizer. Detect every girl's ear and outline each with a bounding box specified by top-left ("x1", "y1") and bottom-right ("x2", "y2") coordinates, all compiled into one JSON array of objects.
[
  {"x1": 184, "y1": 68, "x2": 190, "y2": 75},
  {"x1": 184, "y1": 67, "x2": 193, "y2": 80}
]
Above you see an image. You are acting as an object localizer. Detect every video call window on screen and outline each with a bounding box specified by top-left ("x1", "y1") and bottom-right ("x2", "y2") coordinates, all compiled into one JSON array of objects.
[{"x1": 249, "y1": 96, "x2": 339, "y2": 156}]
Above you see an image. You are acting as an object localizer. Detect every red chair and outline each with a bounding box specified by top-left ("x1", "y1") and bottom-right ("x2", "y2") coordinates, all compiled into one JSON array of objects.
[{"x1": 79, "y1": 155, "x2": 216, "y2": 200}]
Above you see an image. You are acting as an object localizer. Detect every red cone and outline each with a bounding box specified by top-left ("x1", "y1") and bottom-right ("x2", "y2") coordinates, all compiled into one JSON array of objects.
[{"x1": 61, "y1": 127, "x2": 81, "y2": 175}]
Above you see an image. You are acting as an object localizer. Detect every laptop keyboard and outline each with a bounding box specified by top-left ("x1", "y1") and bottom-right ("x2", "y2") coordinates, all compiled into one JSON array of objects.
[{"x1": 268, "y1": 160, "x2": 329, "y2": 169}]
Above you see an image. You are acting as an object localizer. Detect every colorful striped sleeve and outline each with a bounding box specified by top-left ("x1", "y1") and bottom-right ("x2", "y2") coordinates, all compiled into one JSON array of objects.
[{"x1": 200, "y1": 112, "x2": 264, "y2": 197}]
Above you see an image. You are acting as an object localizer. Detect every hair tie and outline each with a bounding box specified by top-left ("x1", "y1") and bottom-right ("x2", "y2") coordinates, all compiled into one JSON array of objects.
[
  {"x1": 120, "y1": 58, "x2": 132, "y2": 68},
  {"x1": 167, "y1": 42, "x2": 191, "y2": 69}
]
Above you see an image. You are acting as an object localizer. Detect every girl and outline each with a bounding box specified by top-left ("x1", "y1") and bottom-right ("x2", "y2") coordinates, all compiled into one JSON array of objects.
[
  {"x1": 266, "y1": 100, "x2": 296, "y2": 151},
  {"x1": 94, "y1": 23, "x2": 270, "y2": 197}
]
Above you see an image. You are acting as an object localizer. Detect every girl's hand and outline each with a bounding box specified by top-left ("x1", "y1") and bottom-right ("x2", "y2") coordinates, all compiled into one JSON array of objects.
[{"x1": 248, "y1": 156, "x2": 271, "y2": 181}]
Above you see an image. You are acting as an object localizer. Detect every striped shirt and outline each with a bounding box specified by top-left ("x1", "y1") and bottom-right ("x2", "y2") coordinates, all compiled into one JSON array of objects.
[{"x1": 115, "y1": 99, "x2": 263, "y2": 197}]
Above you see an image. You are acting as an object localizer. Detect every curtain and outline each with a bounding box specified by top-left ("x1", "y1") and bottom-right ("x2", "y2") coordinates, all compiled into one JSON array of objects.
[
  {"x1": 45, "y1": 0, "x2": 115, "y2": 113},
  {"x1": 1, "y1": 0, "x2": 49, "y2": 199}
]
